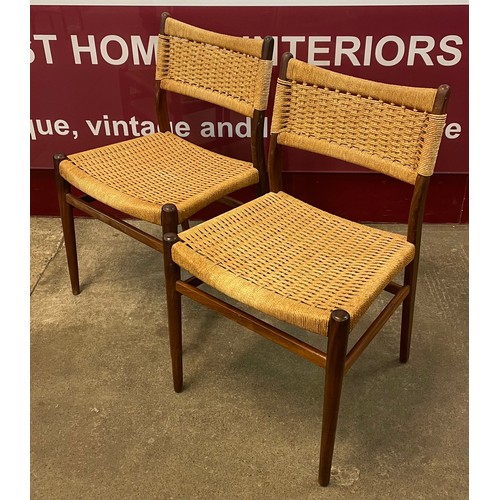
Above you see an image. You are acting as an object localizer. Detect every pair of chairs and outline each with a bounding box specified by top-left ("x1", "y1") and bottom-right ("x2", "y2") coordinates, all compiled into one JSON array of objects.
[{"x1": 54, "y1": 13, "x2": 450, "y2": 487}]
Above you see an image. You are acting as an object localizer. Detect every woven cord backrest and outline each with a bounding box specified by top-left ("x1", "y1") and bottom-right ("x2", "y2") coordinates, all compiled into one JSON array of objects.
[
  {"x1": 271, "y1": 58, "x2": 447, "y2": 184},
  {"x1": 156, "y1": 17, "x2": 273, "y2": 118}
]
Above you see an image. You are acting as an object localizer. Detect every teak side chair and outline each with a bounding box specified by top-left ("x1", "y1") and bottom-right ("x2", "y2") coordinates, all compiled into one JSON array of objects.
[
  {"x1": 165, "y1": 53, "x2": 450, "y2": 486},
  {"x1": 54, "y1": 13, "x2": 274, "y2": 296}
]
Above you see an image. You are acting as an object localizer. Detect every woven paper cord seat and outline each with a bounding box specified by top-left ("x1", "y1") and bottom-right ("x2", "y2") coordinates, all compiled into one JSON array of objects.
[
  {"x1": 59, "y1": 132, "x2": 258, "y2": 225},
  {"x1": 172, "y1": 191, "x2": 415, "y2": 336}
]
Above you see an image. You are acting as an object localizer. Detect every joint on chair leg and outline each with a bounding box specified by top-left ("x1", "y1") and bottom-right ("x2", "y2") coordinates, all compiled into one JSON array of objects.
[{"x1": 161, "y1": 203, "x2": 179, "y2": 235}]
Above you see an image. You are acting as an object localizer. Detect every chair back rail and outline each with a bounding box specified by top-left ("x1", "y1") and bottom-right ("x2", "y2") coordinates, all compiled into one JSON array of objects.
[
  {"x1": 156, "y1": 14, "x2": 274, "y2": 118},
  {"x1": 269, "y1": 54, "x2": 449, "y2": 186}
]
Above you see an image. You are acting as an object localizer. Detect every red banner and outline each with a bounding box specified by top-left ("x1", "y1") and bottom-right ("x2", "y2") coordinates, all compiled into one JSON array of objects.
[{"x1": 30, "y1": 2, "x2": 468, "y2": 175}]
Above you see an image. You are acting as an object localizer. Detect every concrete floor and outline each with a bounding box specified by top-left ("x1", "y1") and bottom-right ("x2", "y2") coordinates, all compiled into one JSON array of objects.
[{"x1": 30, "y1": 217, "x2": 468, "y2": 499}]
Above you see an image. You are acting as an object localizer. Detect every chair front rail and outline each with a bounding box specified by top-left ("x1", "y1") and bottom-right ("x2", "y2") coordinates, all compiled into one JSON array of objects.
[{"x1": 176, "y1": 280, "x2": 328, "y2": 368}]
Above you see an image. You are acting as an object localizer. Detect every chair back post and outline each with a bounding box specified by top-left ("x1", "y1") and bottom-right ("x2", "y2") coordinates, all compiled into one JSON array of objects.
[
  {"x1": 406, "y1": 84, "x2": 451, "y2": 246},
  {"x1": 400, "y1": 83, "x2": 450, "y2": 363},
  {"x1": 268, "y1": 52, "x2": 294, "y2": 193},
  {"x1": 267, "y1": 133, "x2": 282, "y2": 192},
  {"x1": 155, "y1": 12, "x2": 172, "y2": 133},
  {"x1": 251, "y1": 36, "x2": 275, "y2": 195},
  {"x1": 155, "y1": 81, "x2": 170, "y2": 133},
  {"x1": 407, "y1": 175, "x2": 430, "y2": 246}
]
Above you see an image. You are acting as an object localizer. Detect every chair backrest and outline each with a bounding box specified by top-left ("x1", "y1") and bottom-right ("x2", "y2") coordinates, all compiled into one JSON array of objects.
[
  {"x1": 270, "y1": 54, "x2": 449, "y2": 186},
  {"x1": 156, "y1": 14, "x2": 274, "y2": 118}
]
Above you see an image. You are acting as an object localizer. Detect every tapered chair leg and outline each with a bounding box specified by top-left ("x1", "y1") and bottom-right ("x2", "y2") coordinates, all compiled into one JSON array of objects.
[
  {"x1": 54, "y1": 153, "x2": 80, "y2": 295},
  {"x1": 318, "y1": 309, "x2": 350, "y2": 487},
  {"x1": 400, "y1": 262, "x2": 418, "y2": 363},
  {"x1": 162, "y1": 204, "x2": 183, "y2": 393}
]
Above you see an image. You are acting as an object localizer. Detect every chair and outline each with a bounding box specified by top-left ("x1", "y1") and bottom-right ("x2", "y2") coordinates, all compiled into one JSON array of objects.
[
  {"x1": 165, "y1": 53, "x2": 450, "y2": 486},
  {"x1": 53, "y1": 13, "x2": 274, "y2": 298}
]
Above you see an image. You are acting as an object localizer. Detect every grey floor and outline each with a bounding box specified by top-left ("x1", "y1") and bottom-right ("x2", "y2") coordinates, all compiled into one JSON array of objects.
[{"x1": 30, "y1": 217, "x2": 468, "y2": 499}]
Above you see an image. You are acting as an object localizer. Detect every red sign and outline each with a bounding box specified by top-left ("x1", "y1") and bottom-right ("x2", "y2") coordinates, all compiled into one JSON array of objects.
[{"x1": 30, "y1": 2, "x2": 468, "y2": 176}]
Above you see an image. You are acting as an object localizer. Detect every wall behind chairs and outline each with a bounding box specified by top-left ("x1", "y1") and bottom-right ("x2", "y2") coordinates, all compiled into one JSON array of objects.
[{"x1": 30, "y1": 1, "x2": 469, "y2": 223}]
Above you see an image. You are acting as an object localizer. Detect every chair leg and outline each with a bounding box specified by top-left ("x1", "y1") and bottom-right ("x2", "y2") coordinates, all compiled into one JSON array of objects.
[
  {"x1": 53, "y1": 153, "x2": 80, "y2": 295},
  {"x1": 162, "y1": 204, "x2": 183, "y2": 393},
  {"x1": 400, "y1": 262, "x2": 418, "y2": 363},
  {"x1": 180, "y1": 220, "x2": 190, "y2": 231},
  {"x1": 318, "y1": 309, "x2": 350, "y2": 487}
]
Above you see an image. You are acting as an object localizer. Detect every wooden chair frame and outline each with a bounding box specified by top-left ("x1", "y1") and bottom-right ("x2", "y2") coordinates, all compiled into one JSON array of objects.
[
  {"x1": 163, "y1": 53, "x2": 450, "y2": 486},
  {"x1": 53, "y1": 13, "x2": 274, "y2": 296}
]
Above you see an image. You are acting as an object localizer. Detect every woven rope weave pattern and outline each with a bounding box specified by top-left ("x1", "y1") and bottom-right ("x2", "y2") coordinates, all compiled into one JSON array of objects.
[
  {"x1": 172, "y1": 191, "x2": 415, "y2": 335},
  {"x1": 271, "y1": 77, "x2": 446, "y2": 184},
  {"x1": 60, "y1": 132, "x2": 258, "y2": 224},
  {"x1": 156, "y1": 33, "x2": 272, "y2": 117}
]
